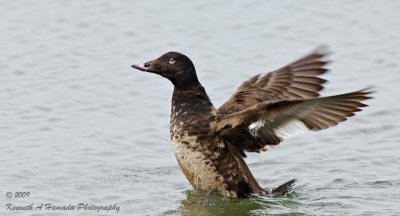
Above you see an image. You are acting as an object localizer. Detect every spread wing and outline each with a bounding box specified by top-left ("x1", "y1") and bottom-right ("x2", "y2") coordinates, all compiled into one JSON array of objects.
[
  {"x1": 218, "y1": 47, "x2": 330, "y2": 114},
  {"x1": 214, "y1": 89, "x2": 372, "y2": 153}
]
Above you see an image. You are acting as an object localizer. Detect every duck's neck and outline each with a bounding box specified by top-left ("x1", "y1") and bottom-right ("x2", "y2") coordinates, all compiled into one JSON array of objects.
[
  {"x1": 168, "y1": 68, "x2": 201, "y2": 90},
  {"x1": 171, "y1": 85, "x2": 214, "y2": 119}
]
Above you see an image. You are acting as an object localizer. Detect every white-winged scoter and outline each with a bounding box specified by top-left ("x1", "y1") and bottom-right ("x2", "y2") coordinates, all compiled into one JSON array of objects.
[{"x1": 131, "y1": 47, "x2": 372, "y2": 198}]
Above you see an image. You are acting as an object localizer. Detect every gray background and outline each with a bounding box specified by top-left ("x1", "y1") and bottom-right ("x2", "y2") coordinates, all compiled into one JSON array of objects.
[{"x1": 1, "y1": 0, "x2": 399, "y2": 215}]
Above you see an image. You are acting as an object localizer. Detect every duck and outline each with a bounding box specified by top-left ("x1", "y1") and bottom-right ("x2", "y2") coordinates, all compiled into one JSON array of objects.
[{"x1": 131, "y1": 47, "x2": 372, "y2": 198}]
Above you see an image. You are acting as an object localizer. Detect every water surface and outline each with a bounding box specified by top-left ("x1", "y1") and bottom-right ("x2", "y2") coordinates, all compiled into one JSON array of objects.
[{"x1": 1, "y1": 0, "x2": 399, "y2": 215}]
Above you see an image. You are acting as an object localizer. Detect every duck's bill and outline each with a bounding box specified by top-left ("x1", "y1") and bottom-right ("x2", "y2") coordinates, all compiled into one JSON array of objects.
[
  {"x1": 131, "y1": 61, "x2": 159, "y2": 73},
  {"x1": 131, "y1": 64, "x2": 147, "y2": 71}
]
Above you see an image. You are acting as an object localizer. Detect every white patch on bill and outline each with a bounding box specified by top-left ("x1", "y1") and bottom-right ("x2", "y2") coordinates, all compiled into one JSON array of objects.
[
  {"x1": 248, "y1": 119, "x2": 265, "y2": 137},
  {"x1": 273, "y1": 119, "x2": 309, "y2": 139}
]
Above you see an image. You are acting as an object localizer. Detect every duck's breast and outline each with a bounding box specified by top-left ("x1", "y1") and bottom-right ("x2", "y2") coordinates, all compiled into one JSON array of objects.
[{"x1": 170, "y1": 124, "x2": 225, "y2": 191}]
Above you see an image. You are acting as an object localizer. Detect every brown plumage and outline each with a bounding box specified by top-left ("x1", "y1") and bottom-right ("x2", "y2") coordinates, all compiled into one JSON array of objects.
[
  {"x1": 215, "y1": 89, "x2": 372, "y2": 153},
  {"x1": 132, "y1": 47, "x2": 372, "y2": 198},
  {"x1": 218, "y1": 47, "x2": 329, "y2": 114}
]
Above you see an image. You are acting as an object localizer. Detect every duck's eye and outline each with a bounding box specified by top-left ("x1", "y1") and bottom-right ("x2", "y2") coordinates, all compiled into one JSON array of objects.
[{"x1": 169, "y1": 58, "x2": 175, "y2": 65}]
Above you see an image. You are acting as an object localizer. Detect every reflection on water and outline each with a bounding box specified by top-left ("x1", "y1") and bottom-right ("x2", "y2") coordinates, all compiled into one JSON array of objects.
[
  {"x1": 172, "y1": 191, "x2": 264, "y2": 216},
  {"x1": 165, "y1": 191, "x2": 303, "y2": 216},
  {"x1": 1, "y1": 0, "x2": 400, "y2": 215}
]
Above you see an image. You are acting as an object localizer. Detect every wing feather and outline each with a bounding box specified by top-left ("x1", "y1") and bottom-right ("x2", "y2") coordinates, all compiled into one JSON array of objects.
[
  {"x1": 218, "y1": 46, "x2": 330, "y2": 114},
  {"x1": 215, "y1": 88, "x2": 372, "y2": 152}
]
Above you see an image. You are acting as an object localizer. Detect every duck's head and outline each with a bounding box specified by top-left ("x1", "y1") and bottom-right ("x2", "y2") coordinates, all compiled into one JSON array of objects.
[{"x1": 132, "y1": 52, "x2": 200, "y2": 89}]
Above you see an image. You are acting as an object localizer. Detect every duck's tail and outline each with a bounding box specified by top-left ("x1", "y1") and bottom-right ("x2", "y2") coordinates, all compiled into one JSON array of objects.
[{"x1": 271, "y1": 178, "x2": 297, "y2": 196}]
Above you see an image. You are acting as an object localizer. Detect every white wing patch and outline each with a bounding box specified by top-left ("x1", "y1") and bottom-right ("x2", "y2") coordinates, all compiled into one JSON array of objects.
[
  {"x1": 273, "y1": 119, "x2": 309, "y2": 139},
  {"x1": 248, "y1": 119, "x2": 265, "y2": 137}
]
